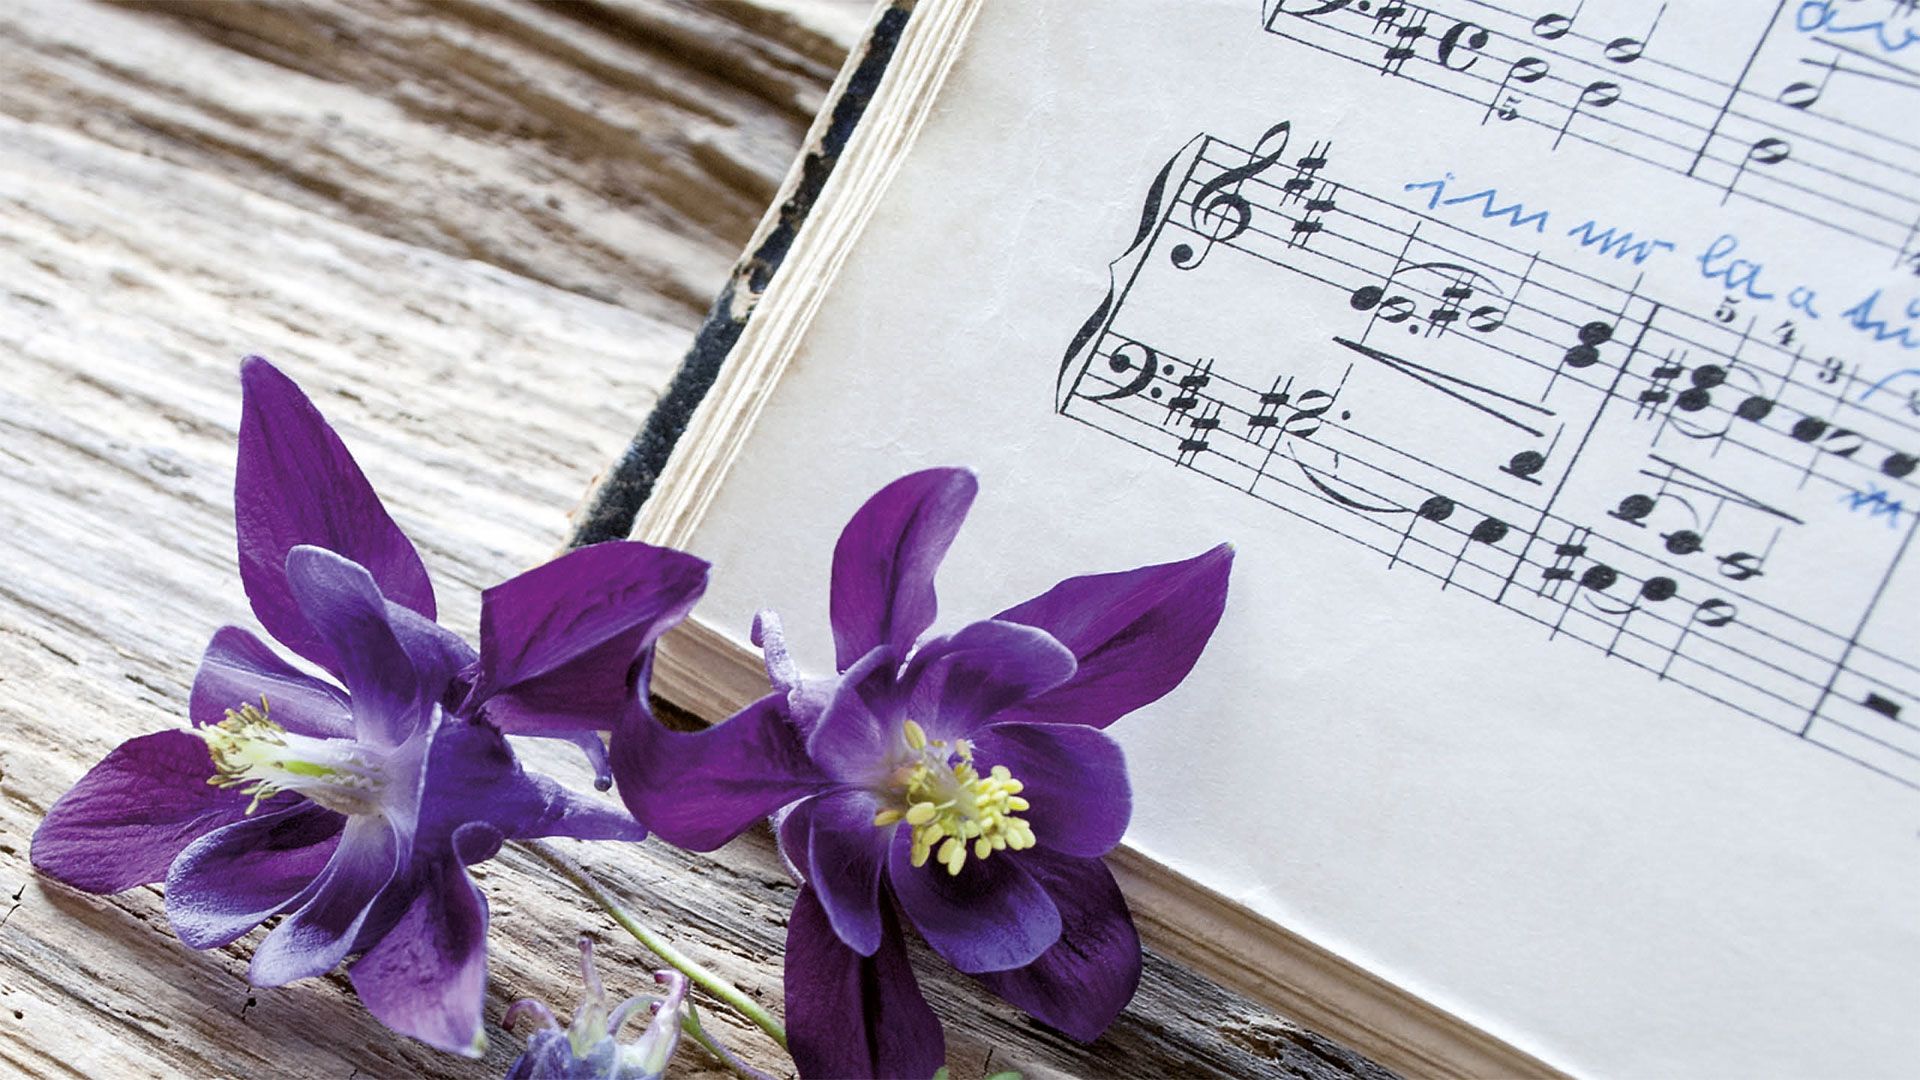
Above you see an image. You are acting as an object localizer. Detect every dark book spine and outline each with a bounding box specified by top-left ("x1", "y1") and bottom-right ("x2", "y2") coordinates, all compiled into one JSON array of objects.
[{"x1": 570, "y1": 2, "x2": 916, "y2": 548}]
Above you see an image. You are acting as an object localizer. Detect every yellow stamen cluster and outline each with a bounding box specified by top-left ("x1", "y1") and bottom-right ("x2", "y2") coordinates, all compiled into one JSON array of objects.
[
  {"x1": 202, "y1": 697, "x2": 380, "y2": 816},
  {"x1": 871, "y1": 719, "x2": 1035, "y2": 876}
]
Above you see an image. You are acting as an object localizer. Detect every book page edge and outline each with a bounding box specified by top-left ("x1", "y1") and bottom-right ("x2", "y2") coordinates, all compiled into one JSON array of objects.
[{"x1": 630, "y1": 0, "x2": 986, "y2": 553}]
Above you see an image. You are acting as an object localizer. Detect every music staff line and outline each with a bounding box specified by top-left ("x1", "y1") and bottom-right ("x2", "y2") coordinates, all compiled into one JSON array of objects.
[
  {"x1": 1165, "y1": 147, "x2": 1920, "y2": 493},
  {"x1": 1058, "y1": 115, "x2": 1920, "y2": 789},
  {"x1": 1262, "y1": 0, "x2": 1920, "y2": 257},
  {"x1": 1185, "y1": 140, "x2": 1920, "y2": 447},
  {"x1": 1081, "y1": 332, "x2": 1920, "y2": 696},
  {"x1": 1063, "y1": 380, "x2": 1920, "y2": 791}
]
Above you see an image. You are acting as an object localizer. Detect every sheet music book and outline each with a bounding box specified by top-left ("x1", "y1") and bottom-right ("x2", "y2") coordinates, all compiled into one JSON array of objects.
[{"x1": 605, "y1": 1, "x2": 1920, "y2": 1074}]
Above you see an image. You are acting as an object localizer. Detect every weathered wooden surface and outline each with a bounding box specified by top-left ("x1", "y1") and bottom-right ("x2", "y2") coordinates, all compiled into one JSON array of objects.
[{"x1": 0, "y1": 2, "x2": 1395, "y2": 1077}]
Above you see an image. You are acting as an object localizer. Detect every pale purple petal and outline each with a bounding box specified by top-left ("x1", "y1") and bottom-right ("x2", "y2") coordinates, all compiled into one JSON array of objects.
[
  {"x1": 386, "y1": 603, "x2": 479, "y2": 701},
  {"x1": 191, "y1": 626, "x2": 351, "y2": 739},
  {"x1": 972, "y1": 850, "x2": 1141, "y2": 1042},
  {"x1": 994, "y1": 544, "x2": 1232, "y2": 729},
  {"x1": 774, "y1": 802, "x2": 810, "y2": 885},
  {"x1": 830, "y1": 467, "x2": 976, "y2": 670},
  {"x1": 235, "y1": 356, "x2": 434, "y2": 672},
  {"x1": 887, "y1": 831, "x2": 1062, "y2": 974},
  {"x1": 899, "y1": 620, "x2": 1076, "y2": 742},
  {"x1": 609, "y1": 695, "x2": 828, "y2": 851},
  {"x1": 804, "y1": 646, "x2": 902, "y2": 783},
  {"x1": 284, "y1": 546, "x2": 426, "y2": 748},
  {"x1": 785, "y1": 885, "x2": 944, "y2": 1080},
  {"x1": 416, "y1": 720, "x2": 646, "y2": 848},
  {"x1": 972, "y1": 722, "x2": 1129, "y2": 857},
  {"x1": 796, "y1": 790, "x2": 891, "y2": 956},
  {"x1": 31, "y1": 730, "x2": 256, "y2": 893},
  {"x1": 755, "y1": 610, "x2": 833, "y2": 743},
  {"x1": 470, "y1": 541, "x2": 708, "y2": 723},
  {"x1": 165, "y1": 802, "x2": 345, "y2": 949},
  {"x1": 351, "y1": 854, "x2": 491, "y2": 1057},
  {"x1": 248, "y1": 816, "x2": 399, "y2": 986}
]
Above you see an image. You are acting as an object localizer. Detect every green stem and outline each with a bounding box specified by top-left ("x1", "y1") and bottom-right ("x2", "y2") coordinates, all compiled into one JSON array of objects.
[
  {"x1": 682, "y1": 1003, "x2": 780, "y2": 1080},
  {"x1": 517, "y1": 839, "x2": 788, "y2": 1051}
]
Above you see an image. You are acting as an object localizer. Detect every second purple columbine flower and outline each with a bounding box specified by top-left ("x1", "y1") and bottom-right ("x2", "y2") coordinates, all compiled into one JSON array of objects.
[{"x1": 616, "y1": 467, "x2": 1232, "y2": 1078}]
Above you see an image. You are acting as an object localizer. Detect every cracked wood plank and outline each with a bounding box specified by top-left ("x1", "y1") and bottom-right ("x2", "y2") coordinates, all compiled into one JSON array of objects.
[{"x1": 0, "y1": 2, "x2": 1396, "y2": 1077}]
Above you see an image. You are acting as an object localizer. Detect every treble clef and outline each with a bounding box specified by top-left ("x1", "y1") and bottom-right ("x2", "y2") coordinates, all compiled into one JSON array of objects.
[{"x1": 1171, "y1": 121, "x2": 1294, "y2": 270}]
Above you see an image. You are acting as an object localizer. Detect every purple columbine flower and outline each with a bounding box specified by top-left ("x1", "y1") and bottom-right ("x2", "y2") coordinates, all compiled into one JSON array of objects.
[
  {"x1": 31, "y1": 357, "x2": 706, "y2": 1054},
  {"x1": 615, "y1": 468, "x2": 1232, "y2": 1078},
  {"x1": 504, "y1": 938, "x2": 689, "y2": 1080}
]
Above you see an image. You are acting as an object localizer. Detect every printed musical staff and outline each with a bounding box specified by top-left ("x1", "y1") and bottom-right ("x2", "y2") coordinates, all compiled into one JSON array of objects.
[
  {"x1": 1260, "y1": 0, "x2": 1920, "y2": 270},
  {"x1": 1059, "y1": 118, "x2": 1920, "y2": 789}
]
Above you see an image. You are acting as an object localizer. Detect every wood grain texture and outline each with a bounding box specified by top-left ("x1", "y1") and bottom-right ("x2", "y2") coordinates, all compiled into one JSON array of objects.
[{"x1": 0, "y1": 2, "x2": 1395, "y2": 1077}]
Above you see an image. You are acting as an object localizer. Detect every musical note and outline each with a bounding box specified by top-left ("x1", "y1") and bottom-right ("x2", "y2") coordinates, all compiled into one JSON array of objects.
[
  {"x1": 1263, "y1": 0, "x2": 1920, "y2": 263},
  {"x1": 1721, "y1": 137, "x2": 1792, "y2": 203},
  {"x1": 1553, "y1": 80, "x2": 1622, "y2": 150},
  {"x1": 1486, "y1": 55, "x2": 1551, "y2": 124},
  {"x1": 1531, "y1": 11, "x2": 1574, "y2": 41},
  {"x1": 1061, "y1": 115, "x2": 1920, "y2": 788}
]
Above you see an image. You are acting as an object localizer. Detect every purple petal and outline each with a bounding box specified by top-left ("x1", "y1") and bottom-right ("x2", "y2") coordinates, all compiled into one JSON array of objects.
[
  {"x1": 972, "y1": 722, "x2": 1129, "y2": 857},
  {"x1": 165, "y1": 801, "x2": 345, "y2": 949},
  {"x1": 887, "y1": 831, "x2": 1062, "y2": 974},
  {"x1": 972, "y1": 850, "x2": 1141, "y2": 1042},
  {"x1": 470, "y1": 541, "x2": 708, "y2": 726},
  {"x1": 351, "y1": 854, "x2": 491, "y2": 1056},
  {"x1": 805, "y1": 646, "x2": 903, "y2": 783},
  {"x1": 191, "y1": 626, "x2": 352, "y2": 739},
  {"x1": 830, "y1": 468, "x2": 977, "y2": 670},
  {"x1": 417, "y1": 720, "x2": 646, "y2": 848},
  {"x1": 31, "y1": 730, "x2": 255, "y2": 893},
  {"x1": 993, "y1": 544, "x2": 1232, "y2": 729},
  {"x1": 235, "y1": 357, "x2": 434, "y2": 672},
  {"x1": 794, "y1": 790, "x2": 892, "y2": 956},
  {"x1": 284, "y1": 546, "x2": 427, "y2": 748},
  {"x1": 785, "y1": 884, "x2": 944, "y2": 1080},
  {"x1": 609, "y1": 695, "x2": 828, "y2": 851},
  {"x1": 248, "y1": 816, "x2": 400, "y2": 986},
  {"x1": 900, "y1": 620, "x2": 1077, "y2": 742}
]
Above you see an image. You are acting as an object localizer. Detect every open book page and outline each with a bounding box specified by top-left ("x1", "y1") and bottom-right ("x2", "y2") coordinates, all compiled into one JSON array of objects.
[{"x1": 669, "y1": 1, "x2": 1920, "y2": 1073}]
